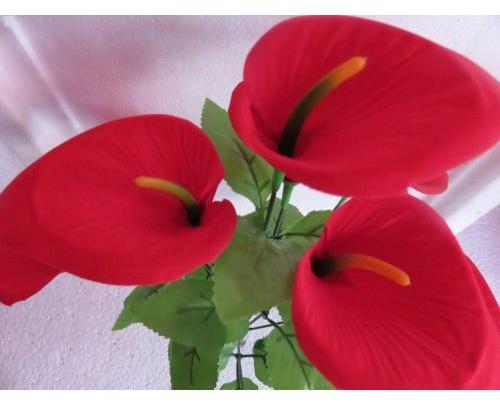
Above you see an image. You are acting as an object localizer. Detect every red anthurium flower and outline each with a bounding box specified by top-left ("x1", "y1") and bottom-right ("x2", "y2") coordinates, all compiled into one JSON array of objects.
[
  {"x1": 292, "y1": 196, "x2": 500, "y2": 389},
  {"x1": 229, "y1": 16, "x2": 500, "y2": 197},
  {"x1": 0, "y1": 115, "x2": 236, "y2": 306}
]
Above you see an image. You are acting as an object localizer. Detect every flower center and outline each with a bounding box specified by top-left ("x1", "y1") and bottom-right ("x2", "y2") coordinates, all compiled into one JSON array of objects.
[
  {"x1": 311, "y1": 253, "x2": 410, "y2": 286},
  {"x1": 278, "y1": 56, "x2": 367, "y2": 157},
  {"x1": 134, "y1": 176, "x2": 202, "y2": 226}
]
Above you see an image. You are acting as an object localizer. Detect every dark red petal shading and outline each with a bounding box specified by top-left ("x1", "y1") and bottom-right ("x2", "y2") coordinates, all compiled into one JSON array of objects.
[
  {"x1": 230, "y1": 16, "x2": 500, "y2": 197},
  {"x1": 0, "y1": 115, "x2": 236, "y2": 304},
  {"x1": 292, "y1": 196, "x2": 500, "y2": 389}
]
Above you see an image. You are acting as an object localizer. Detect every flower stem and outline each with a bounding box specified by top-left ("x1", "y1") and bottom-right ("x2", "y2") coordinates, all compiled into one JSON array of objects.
[
  {"x1": 263, "y1": 191, "x2": 277, "y2": 234},
  {"x1": 272, "y1": 180, "x2": 296, "y2": 237},
  {"x1": 263, "y1": 170, "x2": 284, "y2": 235}
]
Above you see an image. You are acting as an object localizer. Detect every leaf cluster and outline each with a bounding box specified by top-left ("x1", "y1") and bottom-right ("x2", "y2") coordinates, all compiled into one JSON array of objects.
[{"x1": 112, "y1": 100, "x2": 334, "y2": 389}]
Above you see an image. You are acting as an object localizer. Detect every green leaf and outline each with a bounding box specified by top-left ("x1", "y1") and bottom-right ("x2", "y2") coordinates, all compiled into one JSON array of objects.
[
  {"x1": 263, "y1": 303, "x2": 333, "y2": 390},
  {"x1": 112, "y1": 285, "x2": 163, "y2": 331},
  {"x1": 220, "y1": 378, "x2": 259, "y2": 390},
  {"x1": 225, "y1": 318, "x2": 249, "y2": 344},
  {"x1": 126, "y1": 279, "x2": 249, "y2": 389},
  {"x1": 185, "y1": 264, "x2": 213, "y2": 281},
  {"x1": 213, "y1": 207, "x2": 315, "y2": 322},
  {"x1": 218, "y1": 341, "x2": 238, "y2": 372},
  {"x1": 130, "y1": 279, "x2": 228, "y2": 347},
  {"x1": 169, "y1": 340, "x2": 221, "y2": 390},
  {"x1": 282, "y1": 210, "x2": 331, "y2": 240},
  {"x1": 253, "y1": 339, "x2": 270, "y2": 386},
  {"x1": 276, "y1": 301, "x2": 292, "y2": 324},
  {"x1": 201, "y1": 98, "x2": 273, "y2": 209},
  {"x1": 133, "y1": 279, "x2": 249, "y2": 389}
]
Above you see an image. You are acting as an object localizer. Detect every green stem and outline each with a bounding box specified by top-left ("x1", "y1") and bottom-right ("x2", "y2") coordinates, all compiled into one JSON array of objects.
[
  {"x1": 272, "y1": 180, "x2": 296, "y2": 238},
  {"x1": 263, "y1": 170, "x2": 285, "y2": 234},
  {"x1": 263, "y1": 191, "x2": 277, "y2": 234},
  {"x1": 272, "y1": 208, "x2": 285, "y2": 238}
]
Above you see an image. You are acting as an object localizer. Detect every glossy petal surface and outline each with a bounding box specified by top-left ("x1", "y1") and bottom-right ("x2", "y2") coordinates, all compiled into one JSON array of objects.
[{"x1": 292, "y1": 196, "x2": 500, "y2": 388}]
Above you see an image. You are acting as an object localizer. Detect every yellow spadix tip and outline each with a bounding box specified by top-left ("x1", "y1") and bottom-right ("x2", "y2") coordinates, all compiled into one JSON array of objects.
[
  {"x1": 335, "y1": 254, "x2": 410, "y2": 287},
  {"x1": 134, "y1": 176, "x2": 201, "y2": 225},
  {"x1": 312, "y1": 253, "x2": 410, "y2": 287}
]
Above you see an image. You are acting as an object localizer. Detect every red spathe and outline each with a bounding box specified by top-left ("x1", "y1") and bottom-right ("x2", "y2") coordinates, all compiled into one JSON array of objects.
[
  {"x1": 229, "y1": 16, "x2": 500, "y2": 197},
  {"x1": 0, "y1": 115, "x2": 236, "y2": 305},
  {"x1": 292, "y1": 196, "x2": 500, "y2": 389}
]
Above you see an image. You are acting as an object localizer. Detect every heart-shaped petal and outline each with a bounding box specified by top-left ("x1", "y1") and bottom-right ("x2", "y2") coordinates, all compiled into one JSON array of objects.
[
  {"x1": 292, "y1": 196, "x2": 500, "y2": 388},
  {"x1": 230, "y1": 16, "x2": 500, "y2": 196},
  {"x1": 0, "y1": 115, "x2": 236, "y2": 304}
]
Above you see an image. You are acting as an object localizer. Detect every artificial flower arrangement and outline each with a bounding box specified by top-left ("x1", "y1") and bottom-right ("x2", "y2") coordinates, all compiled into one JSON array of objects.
[{"x1": 1, "y1": 16, "x2": 499, "y2": 389}]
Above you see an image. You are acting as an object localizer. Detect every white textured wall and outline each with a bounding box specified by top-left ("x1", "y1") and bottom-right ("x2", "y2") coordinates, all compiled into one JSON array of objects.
[{"x1": 0, "y1": 16, "x2": 499, "y2": 389}]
